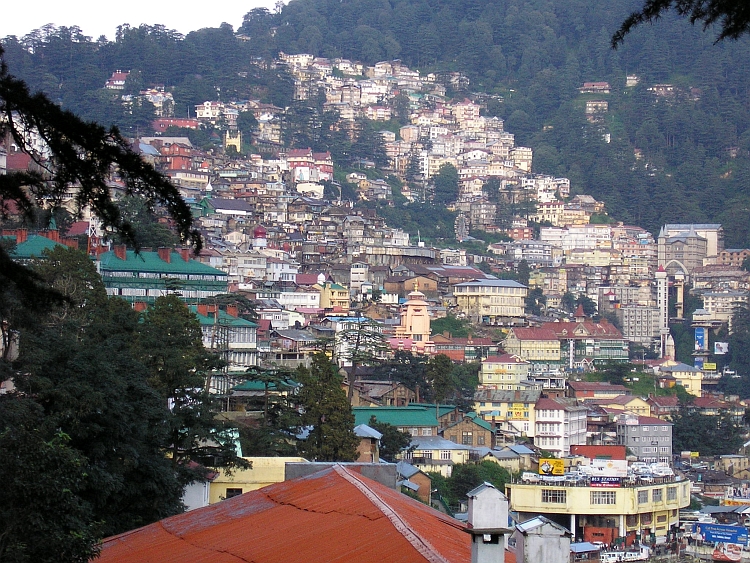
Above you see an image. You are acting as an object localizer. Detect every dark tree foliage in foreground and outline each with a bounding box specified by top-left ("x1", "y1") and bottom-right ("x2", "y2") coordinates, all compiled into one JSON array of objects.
[
  {"x1": 613, "y1": 0, "x2": 750, "y2": 47},
  {"x1": 670, "y1": 407, "x2": 744, "y2": 455},
  {"x1": 368, "y1": 416, "x2": 413, "y2": 462},
  {"x1": 0, "y1": 44, "x2": 199, "y2": 314}
]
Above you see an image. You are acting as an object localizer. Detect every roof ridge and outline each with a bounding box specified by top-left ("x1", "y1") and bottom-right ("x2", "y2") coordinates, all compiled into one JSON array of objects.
[{"x1": 333, "y1": 465, "x2": 453, "y2": 563}]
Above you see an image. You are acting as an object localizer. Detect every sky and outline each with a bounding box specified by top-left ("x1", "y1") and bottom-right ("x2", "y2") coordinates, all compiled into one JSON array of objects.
[{"x1": 1, "y1": 0, "x2": 279, "y2": 41}]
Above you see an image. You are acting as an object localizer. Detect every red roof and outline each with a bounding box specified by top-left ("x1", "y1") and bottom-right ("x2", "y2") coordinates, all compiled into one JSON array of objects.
[
  {"x1": 98, "y1": 465, "x2": 472, "y2": 563},
  {"x1": 542, "y1": 320, "x2": 623, "y2": 339},
  {"x1": 508, "y1": 327, "x2": 559, "y2": 341}
]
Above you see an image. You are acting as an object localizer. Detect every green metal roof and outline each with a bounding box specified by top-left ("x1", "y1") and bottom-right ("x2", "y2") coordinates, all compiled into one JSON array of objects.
[
  {"x1": 411, "y1": 403, "x2": 457, "y2": 418},
  {"x1": 189, "y1": 307, "x2": 257, "y2": 328},
  {"x1": 99, "y1": 250, "x2": 227, "y2": 276},
  {"x1": 353, "y1": 406, "x2": 439, "y2": 428},
  {"x1": 8, "y1": 235, "x2": 66, "y2": 259},
  {"x1": 232, "y1": 378, "x2": 298, "y2": 392}
]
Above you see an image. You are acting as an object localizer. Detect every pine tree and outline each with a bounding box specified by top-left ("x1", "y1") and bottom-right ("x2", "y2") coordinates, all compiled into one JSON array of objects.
[{"x1": 296, "y1": 352, "x2": 359, "y2": 462}]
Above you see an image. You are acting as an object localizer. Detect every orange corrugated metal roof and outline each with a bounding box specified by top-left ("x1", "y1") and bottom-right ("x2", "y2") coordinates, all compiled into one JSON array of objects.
[{"x1": 98, "y1": 465, "x2": 471, "y2": 563}]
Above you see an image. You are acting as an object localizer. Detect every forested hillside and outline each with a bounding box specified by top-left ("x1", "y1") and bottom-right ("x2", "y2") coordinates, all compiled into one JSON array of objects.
[{"x1": 3, "y1": 0, "x2": 750, "y2": 245}]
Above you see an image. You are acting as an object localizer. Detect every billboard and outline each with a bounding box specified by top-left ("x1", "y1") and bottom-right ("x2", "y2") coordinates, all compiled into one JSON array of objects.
[
  {"x1": 591, "y1": 459, "x2": 628, "y2": 477},
  {"x1": 539, "y1": 459, "x2": 564, "y2": 475},
  {"x1": 703, "y1": 362, "x2": 717, "y2": 371},
  {"x1": 590, "y1": 476, "x2": 621, "y2": 488},
  {"x1": 695, "y1": 327, "x2": 707, "y2": 352},
  {"x1": 715, "y1": 342, "x2": 729, "y2": 355},
  {"x1": 692, "y1": 524, "x2": 747, "y2": 562}
]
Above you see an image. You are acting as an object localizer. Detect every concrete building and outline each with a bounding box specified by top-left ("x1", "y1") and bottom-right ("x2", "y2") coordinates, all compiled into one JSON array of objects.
[
  {"x1": 615, "y1": 413, "x2": 672, "y2": 463},
  {"x1": 533, "y1": 398, "x2": 588, "y2": 457},
  {"x1": 453, "y1": 279, "x2": 527, "y2": 326},
  {"x1": 507, "y1": 477, "x2": 689, "y2": 546},
  {"x1": 480, "y1": 354, "x2": 531, "y2": 387}
]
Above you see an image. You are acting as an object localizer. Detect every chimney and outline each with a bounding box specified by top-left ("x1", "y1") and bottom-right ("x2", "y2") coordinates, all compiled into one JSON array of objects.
[
  {"x1": 43, "y1": 229, "x2": 60, "y2": 242},
  {"x1": 207, "y1": 304, "x2": 218, "y2": 315},
  {"x1": 16, "y1": 229, "x2": 28, "y2": 244},
  {"x1": 197, "y1": 304, "x2": 208, "y2": 317},
  {"x1": 114, "y1": 244, "x2": 127, "y2": 260},
  {"x1": 133, "y1": 301, "x2": 148, "y2": 312},
  {"x1": 157, "y1": 247, "x2": 171, "y2": 263},
  {"x1": 62, "y1": 237, "x2": 79, "y2": 249},
  {"x1": 466, "y1": 482, "x2": 510, "y2": 563},
  {"x1": 180, "y1": 247, "x2": 191, "y2": 262},
  {"x1": 226, "y1": 305, "x2": 239, "y2": 318}
]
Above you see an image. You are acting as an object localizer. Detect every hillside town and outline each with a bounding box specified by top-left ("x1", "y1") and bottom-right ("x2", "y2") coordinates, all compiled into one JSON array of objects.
[{"x1": 4, "y1": 48, "x2": 750, "y2": 563}]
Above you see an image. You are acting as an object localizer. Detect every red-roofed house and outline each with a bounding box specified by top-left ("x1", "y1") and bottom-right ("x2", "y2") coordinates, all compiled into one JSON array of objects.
[
  {"x1": 96, "y1": 465, "x2": 482, "y2": 563},
  {"x1": 541, "y1": 318, "x2": 628, "y2": 368},
  {"x1": 567, "y1": 381, "x2": 630, "y2": 399},
  {"x1": 646, "y1": 394, "x2": 679, "y2": 420},
  {"x1": 503, "y1": 327, "x2": 561, "y2": 366},
  {"x1": 105, "y1": 70, "x2": 130, "y2": 90}
]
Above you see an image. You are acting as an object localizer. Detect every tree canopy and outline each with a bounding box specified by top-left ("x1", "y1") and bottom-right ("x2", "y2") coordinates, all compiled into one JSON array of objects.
[{"x1": 613, "y1": 0, "x2": 750, "y2": 47}]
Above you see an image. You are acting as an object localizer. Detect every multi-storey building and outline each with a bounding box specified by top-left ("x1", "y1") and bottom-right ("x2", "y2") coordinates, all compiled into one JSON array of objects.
[
  {"x1": 615, "y1": 413, "x2": 673, "y2": 463},
  {"x1": 453, "y1": 279, "x2": 527, "y2": 325},
  {"x1": 98, "y1": 246, "x2": 228, "y2": 304},
  {"x1": 507, "y1": 478, "x2": 689, "y2": 546},
  {"x1": 533, "y1": 397, "x2": 588, "y2": 457},
  {"x1": 503, "y1": 328, "x2": 562, "y2": 371},
  {"x1": 480, "y1": 354, "x2": 531, "y2": 387}
]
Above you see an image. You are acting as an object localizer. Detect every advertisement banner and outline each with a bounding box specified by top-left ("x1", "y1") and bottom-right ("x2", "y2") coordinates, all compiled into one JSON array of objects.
[
  {"x1": 703, "y1": 362, "x2": 717, "y2": 371},
  {"x1": 695, "y1": 355, "x2": 705, "y2": 370},
  {"x1": 591, "y1": 459, "x2": 628, "y2": 477},
  {"x1": 715, "y1": 342, "x2": 729, "y2": 355},
  {"x1": 539, "y1": 459, "x2": 564, "y2": 475},
  {"x1": 695, "y1": 327, "x2": 706, "y2": 351},
  {"x1": 692, "y1": 523, "x2": 747, "y2": 562},
  {"x1": 590, "y1": 476, "x2": 621, "y2": 488}
]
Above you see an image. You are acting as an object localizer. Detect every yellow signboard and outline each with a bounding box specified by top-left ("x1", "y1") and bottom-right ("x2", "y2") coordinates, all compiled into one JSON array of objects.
[
  {"x1": 703, "y1": 362, "x2": 717, "y2": 371},
  {"x1": 690, "y1": 451, "x2": 700, "y2": 458},
  {"x1": 539, "y1": 458, "x2": 565, "y2": 476}
]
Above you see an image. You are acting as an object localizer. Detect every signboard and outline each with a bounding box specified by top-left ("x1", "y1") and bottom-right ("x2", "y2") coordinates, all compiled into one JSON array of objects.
[
  {"x1": 539, "y1": 458, "x2": 564, "y2": 475},
  {"x1": 695, "y1": 355, "x2": 705, "y2": 370},
  {"x1": 590, "y1": 476, "x2": 621, "y2": 488},
  {"x1": 704, "y1": 362, "x2": 717, "y2": 371},
  {"x1": 695, "y1": 327, "x2": 707, "y2": 351},
  {"x1": 715, "y1": 342, "x2": 729, "y2": 355},
  {"x1": 692, "y1": 524, "x2": 747, "y2": 562},
  {"x1": 591, "y1": 459, "x2": 628, "y2": 477}
]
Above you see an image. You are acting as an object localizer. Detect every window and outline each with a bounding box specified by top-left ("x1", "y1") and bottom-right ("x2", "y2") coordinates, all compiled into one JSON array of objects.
[
  {"x1": 477, "y1": 435, "x2": 486, "y2": 446},
  {"x1": 542, "y1": 489, "x2": 566, "y2": 504},
  {"x1": 638, "y1": 490, "x2": 648, "y2": 504},
  {"x1": 657, "y1": 515, "x2": 667, "y2": 523},
  {"x1": 440, "y1": 450, "x2": 451, "y2": 460},
  {"x1": 643, "y1": 426, "x2": 649, "y2": 431},
  {"x1": 225, "y1": 488, "x2": 243, "y2": 499},
  {"x1": 652, "y1": 489, "x2": 663, "y2": 502},
  {"x1": 450, "y1": 434, "x2": 458, "y2": 443},
  {"x1": 661, "y1": 426, "x2": 669, "y2": 431},
  {"x1": 421, "y1": 428, "x2": 432, "y2": 436},
  {"x1": 591, "y1": 491, "x2": 617, "y2": 505},
  {"x1": 462, "y1": 431, "x2": 473, "y2": 446},
  {"x1": 667, "y1": 487, "x2": 677, "y2": 501}
]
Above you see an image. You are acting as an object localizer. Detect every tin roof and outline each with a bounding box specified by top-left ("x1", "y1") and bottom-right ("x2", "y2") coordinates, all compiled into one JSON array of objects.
[{"x1": 98, "y1": 465, "x2": 470, "y2": 563}]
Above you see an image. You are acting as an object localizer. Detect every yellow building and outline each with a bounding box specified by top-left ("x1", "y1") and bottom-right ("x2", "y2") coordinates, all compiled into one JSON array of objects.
[
  {"x1": 480, "y1": 353, "x2": 531, "y2": 387},
  {"x1": 209, "y1": 456, "x2": 307, "y2": 503},
  {"x1": 507, "y1": 479, "x2": 690, "y2": 546},
  {"x1": 585, "y1": 394, "x2": 652, "y2": 417},
  {"x1": 503, "y1": 327, "x2": 562, "y2": 364},
  {"x1": 315, "y1": 281, "x2": 350, "y2": 313},
  {"x1": 657, "y1": 361, "x2": 703, "y2": 397},
  {"x1": 473, "y1": 389, "x2": 542, "y2": 438},
  {"x1": 453, "y1": 279, "x2": 527, "y2": 325}
]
